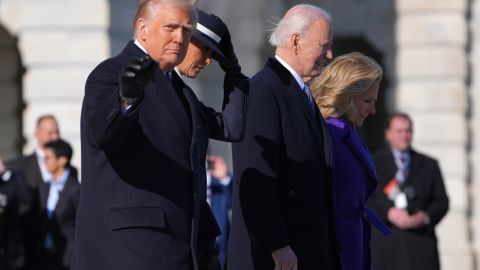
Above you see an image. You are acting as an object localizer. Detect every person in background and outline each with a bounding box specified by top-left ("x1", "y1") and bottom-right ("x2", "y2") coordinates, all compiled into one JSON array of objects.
[
  {"x1": 228, "y1": 4, "x2": 340, "y2": 270},
  {"x1": 175, "y1": 9, "x2": 246, "y2": 265},
  {"x1": 34, "y1": 139, "x2": 79, "y2": 270},
  {"x1": 367, "y1": 112, "x2": 449, "y2": 270},
  {"x1": 74, "y1": 0, "x2": 247, "y2": 269},
  {"x1": 310, "y1": 51, "x2": 391, "y2": 270},
  {"x1": 206, "y1": 155, "x2": 232, "y2": 265},
  {"x1": 0, "y1": 158, "x2": 27, "y2": 270},
  {"x1": 6, "y1": 115, "x2": 63, "y2": 270},
  {"x1": 7, "y1": 115, "x2": 61, "y2": 188}
]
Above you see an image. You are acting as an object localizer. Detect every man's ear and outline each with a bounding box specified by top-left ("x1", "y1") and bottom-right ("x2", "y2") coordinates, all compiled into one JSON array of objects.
[
  {"x1": 136, "y1": 18, "x2": 148, "y2": 40},
  {"x1": 288, "y1": 33, "x2": 300, "y2": 54},
  {"x1": 58, "y1": 156, "x2": 68, "y2": 168}
]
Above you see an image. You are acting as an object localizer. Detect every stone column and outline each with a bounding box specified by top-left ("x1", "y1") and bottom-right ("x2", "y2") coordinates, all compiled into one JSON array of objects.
[
  {"x1": 470, "y1": 0, "x2": 480, "y2": 268},
  {"x1": 0, "y1": 0, "x2": 110, "y2": 170},
  {"x1": 395, "y1": 0, "x2": 472, "y2": 269}
]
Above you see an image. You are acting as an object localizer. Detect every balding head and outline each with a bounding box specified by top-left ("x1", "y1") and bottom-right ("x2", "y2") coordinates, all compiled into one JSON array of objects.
[
  {"x1": 35, "y1": 115, "x2": 60, "y2": 150},
  {"x1": 269, "y1": 4, "x2": 331, "y2": 48}
]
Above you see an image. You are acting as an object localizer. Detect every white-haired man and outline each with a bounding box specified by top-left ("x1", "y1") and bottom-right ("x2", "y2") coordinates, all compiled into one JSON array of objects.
[
  {"x1": 228, "y1": 4, "x2": 340, "y2": 270},
  {"x1": 73, "y1": 0, "x2": 247, "y2": 269}
]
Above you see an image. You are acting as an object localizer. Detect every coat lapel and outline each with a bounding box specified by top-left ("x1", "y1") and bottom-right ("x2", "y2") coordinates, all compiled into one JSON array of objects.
[
  {"x1": 403, "y1": 150, "x2": 420, "y2": 186},
  {"x1": 328, "y1": 118, "x2": 377, "y2": 180},
  {"x1": 149, "y1": 68, "x2": 192, "y2": 139},
  {"x1": 344, "y1": 134, "x2": 377, "y2": 180},
  {"x1": 265, "y1": 58, "x2": 324, "y2": 148}
]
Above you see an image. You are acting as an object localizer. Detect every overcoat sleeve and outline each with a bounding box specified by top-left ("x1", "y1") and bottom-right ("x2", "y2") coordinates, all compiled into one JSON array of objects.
[
  {"x1": 235, "y1": 78, "x2": 289, "y2": 253},
  {"x1": 83, "y1": 61, "x2": 145, "y2": 150},
  {"x1": 423, "y1": 160, "x2": 449, "y2": 227},
  {"x1": 201, "y1": 72, "x2": 248, "y2": 142}
]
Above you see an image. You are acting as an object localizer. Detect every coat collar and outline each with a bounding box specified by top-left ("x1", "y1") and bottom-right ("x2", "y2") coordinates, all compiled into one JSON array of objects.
[
  {"x1": 265, "y1": 57, "x2": 332, "y2": 165},
  {"x1": 266, "y1": 58, "x2": 323, "y2": 135},
  {"x1": 326, "y1": 117, "x2": 377, "y2": 180}
]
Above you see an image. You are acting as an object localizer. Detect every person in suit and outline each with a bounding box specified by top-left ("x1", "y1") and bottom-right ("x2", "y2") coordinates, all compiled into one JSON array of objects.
[
  {"x1": 367, "y1": 113, "x2": 449, "y2": 270},
  {"x1": 6, "y1": 115, "x2": 61, "y2": 270},
  {"x1": 174, "y1": 9, "x2": 246, "y2": 266},
  {"x1": 34, "y1": 139, "x2": 79, "y2": 270},
  {"x1": 228, "y1": 4, "x2": 340, "y2": 270},
  {"x1": 7, "y1": 115, "x2": 60, "y2": 189},
  {"x1": 206, "y1": 155, "x2": 233, "y2": 265},
  {"x1": 0, "y1": 159, "x2": 27, "y2": 270},
  {"x1": 310, "y1": 52, "x2": 391, "y2": 270},
  {"x1": 73, "y1": 0, "x2": 247, "y2": 269}
]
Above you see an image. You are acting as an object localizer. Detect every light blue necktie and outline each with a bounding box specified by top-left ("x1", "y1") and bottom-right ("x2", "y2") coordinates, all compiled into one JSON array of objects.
[{"x1": 302, "y1": 85, "x2": 315, "y2": 113}]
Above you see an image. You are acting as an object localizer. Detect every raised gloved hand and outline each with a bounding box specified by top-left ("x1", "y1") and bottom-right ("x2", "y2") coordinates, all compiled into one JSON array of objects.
[
  {"x1": 118, "y1": 55, "x2": 155, "y2": 105},
  {"x1": 214, "y1": 26, "x2": 241, "y2": 74}
]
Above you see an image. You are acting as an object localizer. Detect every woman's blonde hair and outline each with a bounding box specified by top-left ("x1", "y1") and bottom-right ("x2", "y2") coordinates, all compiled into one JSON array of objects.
[{"x1": 310, "y1": 52, "x2": 383, "y2": 119}]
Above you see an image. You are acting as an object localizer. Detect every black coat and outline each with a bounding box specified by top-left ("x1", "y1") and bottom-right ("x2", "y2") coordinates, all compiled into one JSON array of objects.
[
  {"x1": 36, "y1": 173, "x2": 80, "y2": 268},
  {"x1": 368, "y1": 148, "x2": 449, "y2": 270},
  {"x1": 72, "y1": 41, "x2": 247, "y2": 270},
  {"x1": 6, "y1": 154, "x2": 43, "y2": 270},
  {"x1": 227, "y1": 58, "x2": 339, "y2": 270},
  {"x1": 0, "y1": 170, "x2": 25, "y2": 270}
]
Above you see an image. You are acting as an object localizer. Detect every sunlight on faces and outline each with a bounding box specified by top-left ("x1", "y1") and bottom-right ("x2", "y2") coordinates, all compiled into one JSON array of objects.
[
  {"x1": 348, "y1": 81, "x2": 379, "y2": 127},
  {"x1": 386, "y1": 116, "x2": 413, "y2": 152},
  {"x1": 177, "y1": 39, "x2": 212, "y2": 78},
  {"x1": 297, "y1": 19, "x2": 332, "y2": 82},
  {"x1": 137, "y1": 4, "x2": 196, "y2": 70},
  {"x1": 35, "y1": 118, "x2": 59, "y2": 149}
]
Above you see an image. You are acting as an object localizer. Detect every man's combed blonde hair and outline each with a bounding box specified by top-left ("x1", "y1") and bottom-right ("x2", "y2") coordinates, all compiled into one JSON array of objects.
[
  {"x1": 133, "y1": 0, "x2": 198, "y2": 29},
  {"x1": 310, "y1": 52, "x2": 383, "y2": 119}
]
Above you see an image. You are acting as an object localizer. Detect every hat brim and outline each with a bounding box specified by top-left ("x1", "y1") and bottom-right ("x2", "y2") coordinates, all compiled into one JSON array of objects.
[{"x1": 191, "y1": 33, "x2": 235, "y2": 70}]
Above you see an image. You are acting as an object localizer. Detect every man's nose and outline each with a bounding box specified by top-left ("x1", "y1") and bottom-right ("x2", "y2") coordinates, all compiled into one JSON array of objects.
[{"x1": 325, "y1": 48, "x2": 333, "y2": 60}]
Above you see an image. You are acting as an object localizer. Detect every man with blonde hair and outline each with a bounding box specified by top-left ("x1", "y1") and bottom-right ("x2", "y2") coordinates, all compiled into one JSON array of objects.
[
  {"x1": 74, "y1": 0, "x2": 247, "y2": 269},
  {"x1": 228, "y1": 4, "x2": 340, "y2": 270}
]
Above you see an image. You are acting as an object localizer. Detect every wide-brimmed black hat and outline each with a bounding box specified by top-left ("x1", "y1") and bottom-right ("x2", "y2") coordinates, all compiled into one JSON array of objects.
[{"x1": 192, "y1": 9, "x2": 232, "y2": 68}]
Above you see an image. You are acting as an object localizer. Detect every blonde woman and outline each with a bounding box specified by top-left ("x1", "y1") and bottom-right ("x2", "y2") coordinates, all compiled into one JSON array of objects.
[{"x1": 310, "y1": 52, "x2": 391, "y2": 270}]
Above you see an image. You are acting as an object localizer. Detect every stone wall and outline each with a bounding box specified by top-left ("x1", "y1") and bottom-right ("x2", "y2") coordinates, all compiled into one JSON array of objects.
[
  {"x1": 471, "y1": 0, "x2": 480, "y2": 268},
  {"x1": 0, "y1": 0, "x2": 110, "y2": 171},
  {"x1": 395, "y1": 0, "x2": 473, "y2": 268}
]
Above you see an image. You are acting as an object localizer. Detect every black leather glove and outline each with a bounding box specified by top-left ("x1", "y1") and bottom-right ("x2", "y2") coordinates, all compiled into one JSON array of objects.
[
  {"x1": 214, "y1": 27, "x2": 241, "y2": 74},
  {"x1": 118, "y1": 55, "x2": 155, "y2": 105},
  {"x1": 197, "y1": 238, "x2": 221, "y2": 270}
]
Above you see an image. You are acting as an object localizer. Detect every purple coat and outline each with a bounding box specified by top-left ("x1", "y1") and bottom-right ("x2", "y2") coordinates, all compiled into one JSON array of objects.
[{"x1": 326, "y1": 118, "x2": 390, "y2": 270}]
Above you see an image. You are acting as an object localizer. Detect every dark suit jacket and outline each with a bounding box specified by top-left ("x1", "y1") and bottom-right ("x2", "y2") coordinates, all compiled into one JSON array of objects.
[
  {"x1": 228, "y1": 58, "x2": 339, "y2": 270},
  {"x1": 37, "y1": 173, "x2": 80, "y2": 267},
  {"x1": 0, "y1": 170, "x2": 25, "y2": 270},
  {"x1": 73, "y1": 40, "x2": 247, "y2": 270},
  {"x1": 7, "y1": 153, "x2": 44, "y2": 270},
  {"x1": 7, "y1": 153, "x2": 43, "y2": 189},
  {"x1": 368, "y1": 148, "x2": 449, "y2": 270},
  {"x1": 7, "y1": 152, "x2": 79, "y2": 270}
]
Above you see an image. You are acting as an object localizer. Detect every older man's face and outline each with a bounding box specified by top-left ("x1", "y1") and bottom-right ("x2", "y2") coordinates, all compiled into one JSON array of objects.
[
  {"x1": 297, "y1": 19, "x2": 332, "y2": 82},
  {"x1": 35, "y1": 118, "x2": 59, "y2": 149},
  {"x1": 138, "y1": 5, "x2": 195, "y2": 70}
]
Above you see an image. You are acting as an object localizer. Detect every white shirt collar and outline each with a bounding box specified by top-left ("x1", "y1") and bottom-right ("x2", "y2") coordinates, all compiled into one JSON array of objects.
[
  {"x1": 173, "y1": 67, "x2": 182, "y2": 77},
  {"x1": 275, "y1": 55, "x2": 305, "y2": 90},
  {"x1": 35, "y1": 147, "x2": 45, "y2": 159},
  {"x1": 134, "y1": 39, "x2": 147, "y2": 54},
  {"x1": 35, "y1": 148, "x2": 53, "y2": 182},
  {"x1": 51, "y1": 168, "x2": 71, "y2": 188}
]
